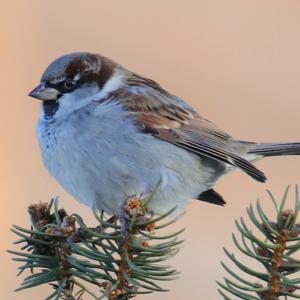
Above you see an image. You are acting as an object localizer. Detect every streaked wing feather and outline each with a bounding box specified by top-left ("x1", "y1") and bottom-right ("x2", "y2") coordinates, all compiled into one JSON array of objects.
[{"x1": 105, "y1": 75, "x2": 266, "y2": 183}]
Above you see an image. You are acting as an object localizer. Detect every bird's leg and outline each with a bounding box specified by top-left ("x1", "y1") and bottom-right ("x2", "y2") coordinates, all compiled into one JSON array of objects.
[{"x1": 106, "y1": 215, "x2": 118, "y2": 224}]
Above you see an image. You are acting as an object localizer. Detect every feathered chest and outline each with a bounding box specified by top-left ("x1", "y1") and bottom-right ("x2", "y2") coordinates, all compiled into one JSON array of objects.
[{"x1": 36, "y1": 102, "x2": 141, "y2": 174}]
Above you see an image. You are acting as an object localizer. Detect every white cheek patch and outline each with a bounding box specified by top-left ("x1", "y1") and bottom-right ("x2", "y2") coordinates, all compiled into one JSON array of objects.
[
  {"x1": 49, "y1": 69, "x2": 125, "y2": 120},
  {"x1": 55, "y1": 82, "x2": 99, "y2": 119}
]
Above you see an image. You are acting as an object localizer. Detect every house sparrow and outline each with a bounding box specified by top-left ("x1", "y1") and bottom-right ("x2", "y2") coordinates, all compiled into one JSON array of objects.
[{"x1": 29, "y1": 52, "x2": 300, "y2": 215}]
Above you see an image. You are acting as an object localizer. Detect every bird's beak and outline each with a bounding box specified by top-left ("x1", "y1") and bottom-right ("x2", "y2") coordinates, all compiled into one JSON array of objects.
[{"x1": 28, "y1": 83, "x2": 60, "y2": 101}]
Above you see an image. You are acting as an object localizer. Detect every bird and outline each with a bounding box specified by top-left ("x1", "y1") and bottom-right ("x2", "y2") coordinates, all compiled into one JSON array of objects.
[{"x1": 29, "y1": 52, "x2": 300, "y2": 215}]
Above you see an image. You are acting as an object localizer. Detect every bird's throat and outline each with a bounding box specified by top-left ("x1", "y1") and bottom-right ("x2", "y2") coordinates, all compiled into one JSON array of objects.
[{"x1": 43, "y1": 101, "x2": 59, "y2": 118}]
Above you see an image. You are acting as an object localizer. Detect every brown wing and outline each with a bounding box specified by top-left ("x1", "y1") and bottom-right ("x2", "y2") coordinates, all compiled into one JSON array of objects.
[{"x1": 107, "y1": 75, "x2": 266, "y2": 182}]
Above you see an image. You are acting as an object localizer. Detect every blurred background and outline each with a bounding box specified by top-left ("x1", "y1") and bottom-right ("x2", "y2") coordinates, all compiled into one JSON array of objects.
[{"x1": 1, "y1": 1, "x2": 300, "y2": 299}]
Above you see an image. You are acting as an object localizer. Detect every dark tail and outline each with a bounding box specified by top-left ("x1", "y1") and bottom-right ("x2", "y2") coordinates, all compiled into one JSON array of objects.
[{"x1": 248, "y1": 142, "x2": 300, "y2": 157}]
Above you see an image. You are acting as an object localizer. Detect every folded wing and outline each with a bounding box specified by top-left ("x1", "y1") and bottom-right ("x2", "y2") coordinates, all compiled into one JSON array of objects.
[{"x1": 105, "y1": 74, "x2": 266, "y2": 183}]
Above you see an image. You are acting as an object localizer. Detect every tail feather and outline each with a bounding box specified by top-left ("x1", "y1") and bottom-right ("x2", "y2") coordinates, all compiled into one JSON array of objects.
[{"x1": 249, "y1": 142, "x2": 300, "y2": 157}]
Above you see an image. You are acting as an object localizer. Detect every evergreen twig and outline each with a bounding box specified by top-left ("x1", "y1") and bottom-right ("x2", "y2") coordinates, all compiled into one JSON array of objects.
[
  {"x1": 218, "y1": 185, "x2": 300, "y2": 299},
  {"x1": 9, "y1": 195, "x2": 183, "y2": 299}
]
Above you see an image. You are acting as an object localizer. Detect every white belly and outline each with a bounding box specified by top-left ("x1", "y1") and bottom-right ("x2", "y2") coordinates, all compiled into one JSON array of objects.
[{"x1": 37, "y1": 103, "x2": 219, "y2": 215}]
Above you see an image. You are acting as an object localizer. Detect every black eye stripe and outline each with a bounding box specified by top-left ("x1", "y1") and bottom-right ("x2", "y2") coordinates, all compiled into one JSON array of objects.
[
  {"x1": 46, "y1": 79, "x2": 79, "y2": 93},
  {"x1": 64, "y1": 79, "x2": 76, "y2": 89}
]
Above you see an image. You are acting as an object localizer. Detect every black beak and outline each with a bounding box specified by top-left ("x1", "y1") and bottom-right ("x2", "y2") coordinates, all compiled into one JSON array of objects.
[{"x1": 29, "y1": 83, "x2": 59, "y2": 101}]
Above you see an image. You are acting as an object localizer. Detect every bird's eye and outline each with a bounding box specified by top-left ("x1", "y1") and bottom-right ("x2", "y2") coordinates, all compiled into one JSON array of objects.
[{"x1": 64, "y1": 79, "x2": 76, "y2": 90}]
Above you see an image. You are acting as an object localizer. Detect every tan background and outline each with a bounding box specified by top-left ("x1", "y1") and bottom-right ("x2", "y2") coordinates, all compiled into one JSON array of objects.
[{"x1": 1, "y1": 1, "x2": 300, "y2": 299}]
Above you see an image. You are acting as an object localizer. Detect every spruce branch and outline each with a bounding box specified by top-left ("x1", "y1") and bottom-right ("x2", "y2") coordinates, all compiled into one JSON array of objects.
[
  {"x1": 218, "y1": 186, "x2": 300, "y2": 299},
  {"x1": 9, "y1": 195, "x2": 184, "y2": 300}
]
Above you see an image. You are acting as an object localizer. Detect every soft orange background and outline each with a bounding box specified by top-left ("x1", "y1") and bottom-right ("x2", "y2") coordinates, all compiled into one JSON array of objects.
[{"x1": 1, "y1": 1, "x2": 300, "y2": 299}]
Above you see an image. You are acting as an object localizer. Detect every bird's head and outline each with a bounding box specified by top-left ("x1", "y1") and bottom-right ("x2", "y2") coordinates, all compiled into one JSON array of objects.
[{"x1": 29, "y1": 52, "x2": 124, "y2": 118}]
